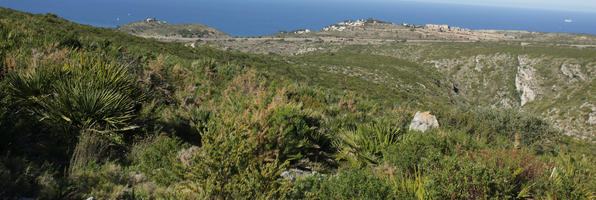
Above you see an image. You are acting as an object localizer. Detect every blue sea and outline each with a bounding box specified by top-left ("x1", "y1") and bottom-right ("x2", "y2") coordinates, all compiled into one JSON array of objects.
[{"x1": 2, "y1": 0, "x2": 596, "y2": 37}]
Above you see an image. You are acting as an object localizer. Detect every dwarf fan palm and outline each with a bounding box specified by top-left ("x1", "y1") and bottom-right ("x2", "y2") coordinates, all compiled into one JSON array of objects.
[
  {"x1": 5, "y1": 53, "x2": 144, "y2": 174},
  {"x1": 334, "y1": 119, "x2": 401, "y2": 166},
  {"x1": 7, "y1": 54, "x2": 142, "y2": 134}
]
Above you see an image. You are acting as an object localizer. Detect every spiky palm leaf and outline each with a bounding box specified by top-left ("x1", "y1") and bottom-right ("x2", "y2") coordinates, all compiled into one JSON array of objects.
[
  {"x1": 5, "y1": 66, "x2": 61, "y2": 101},
  {"x1": 334, "y1": 120, "x2": 401, "y2": 166},
  {"x1": 39, "y1": 79, "x2": 136, "y2": 132},
  {"x1": 6, "y1": 54, "x2": 142, "y2": 135}
]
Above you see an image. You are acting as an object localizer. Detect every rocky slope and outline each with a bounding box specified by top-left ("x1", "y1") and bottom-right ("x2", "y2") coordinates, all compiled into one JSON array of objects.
[
  {"x1": 365, "y1": 43, "x2": 595, "y2": 138},
  {"x1": 117, "y1": 19, "x2": 231, "y2": 39}
]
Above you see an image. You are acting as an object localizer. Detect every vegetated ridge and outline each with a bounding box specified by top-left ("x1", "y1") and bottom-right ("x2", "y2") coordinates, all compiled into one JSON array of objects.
[{"x1": 116, "y1": 17, "x2": 231, "y2": 39}]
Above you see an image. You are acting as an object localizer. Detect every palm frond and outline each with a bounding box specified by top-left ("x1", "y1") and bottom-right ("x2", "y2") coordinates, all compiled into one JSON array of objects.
[
  {"x1": 334, "y1": 119, "x2": 401, "y2": 166},
  {"x1": 6, "y1": 53, "x2": 143, "y2": 134}
]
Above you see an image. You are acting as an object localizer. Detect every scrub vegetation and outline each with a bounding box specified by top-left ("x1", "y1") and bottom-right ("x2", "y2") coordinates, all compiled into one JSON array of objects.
[{"x1": 0, "y1": 7, "x2": 594, "y2": 199}]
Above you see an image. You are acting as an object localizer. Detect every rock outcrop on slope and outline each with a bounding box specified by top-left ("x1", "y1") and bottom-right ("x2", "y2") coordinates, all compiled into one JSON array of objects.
[
  {"x1": 409, "y1": 111, "x2": 439, "y2": 133},
  {"x1": 515, "y1": 55, "x2": 540, "y2": 107},
  {"x1": 372, "y1": 45, "x2": 594, "y2": 138}
]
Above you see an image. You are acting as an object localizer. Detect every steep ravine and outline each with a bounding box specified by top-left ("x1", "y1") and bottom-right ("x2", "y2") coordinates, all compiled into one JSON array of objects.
[{"x1": 423, "y1": 53, "x2": 594, "y2": 138}]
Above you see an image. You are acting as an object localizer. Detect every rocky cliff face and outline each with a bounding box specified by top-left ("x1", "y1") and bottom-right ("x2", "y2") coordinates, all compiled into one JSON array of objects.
[
  {"x1": 515, "y1": 55, "x2": 540, "y2": 107},
  {"x1": 432, "y1": 54, "x2": 594, "y2": 138},
  {"x1": 369, "y1": 44, "x2": 595, "y2": 138},
  {"x1": 561, "y1": 62, "x2": 586, "y2": 81}
]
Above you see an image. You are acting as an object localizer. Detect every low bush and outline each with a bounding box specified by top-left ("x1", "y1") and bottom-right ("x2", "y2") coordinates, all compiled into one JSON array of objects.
[
  {"x1": 436, "y1": 107, "x2": 560, "y2": 148},
  {"x1": 129, "y1": 135, "x2": 187, "y2": 186},
  {"x1": 383, "y1": 130, "x2": 484, "y2": 173},
  {"x1": 0, "y1": 155, "x2": 43, "y2": 198},
  {"x1": 69, "y1": 162, "x2": 132, "y2": 199},
  {"x1": 426, "y1": 149, "x2": 547, "y2": 199},
  {"x1": 183, "y1": 118, "x2": 292, "y2": 199},
  {"x1": 266, "y1": 104, "x2": 323, "y2": 162},
  {"x1": 289, "y1": 168, "x2": 393, "y2": 199}
]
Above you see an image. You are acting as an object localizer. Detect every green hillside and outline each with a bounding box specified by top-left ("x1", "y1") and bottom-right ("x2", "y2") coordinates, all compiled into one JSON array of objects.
[
  {"x1": 1, "y1": 7, "x2": 594, "y2": 199},
  {"x1": 363, "y1": 42, "x2": 596, "y2": 138}
]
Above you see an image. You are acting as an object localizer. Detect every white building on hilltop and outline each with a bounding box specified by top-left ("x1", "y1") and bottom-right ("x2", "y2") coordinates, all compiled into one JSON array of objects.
[
  {"x1": 425, "y1": 24, "x2": 450, "y2": 32},
  {"x1": 323, "y1": 19, "x2": 366, "y2": 32}
]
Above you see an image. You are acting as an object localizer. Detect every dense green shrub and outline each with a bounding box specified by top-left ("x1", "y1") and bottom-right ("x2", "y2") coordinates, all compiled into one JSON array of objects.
[
  {"x1": 130, "y1": 135, "x2": 187, "y2": 186},
  {"x1": 289, "y1": 168, "x2": 393, "y2": 199},
  {"x1": 0, "y1": 86, "x2": 41, "y2": 155},
  {"x1": 0, "y1": 154, "x2": 68, "y2": 199},
  {"x1": 437, "y1": 107, "x2": 560, "y2": 147},
  {"x1": 0, "y1": 155, "x2": 42, "y2": 198},
  {"x1": 69, "y1": 162, "x2": 133, "y2": 199},
  {"x1": 426, "y1": 149, "x2": 547, "y2": 199},
  {"x1": 266, "y1": 104, "x2": 323, "y2": 161},
  {"x1": 383, "y1": 130, "x2": 484, "y2": 173},
  {"x1": 184, "y1": 118, "x2": 292, "y2": 199},
  {"x1": 58, "y1": 32, "x2": 82, "y2": 49}
]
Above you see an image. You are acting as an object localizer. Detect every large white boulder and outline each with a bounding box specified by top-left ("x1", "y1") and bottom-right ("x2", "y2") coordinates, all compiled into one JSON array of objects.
[{"x1": 409, "y1": 111, "x2": 439, "y2": 132}]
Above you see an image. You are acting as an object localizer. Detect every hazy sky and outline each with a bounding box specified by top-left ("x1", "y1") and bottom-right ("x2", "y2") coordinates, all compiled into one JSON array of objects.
[
  {"x1": 402, "y1": 0, "x2": 596, "y2": 12},
  {"x1": 1, "y1": 0, "x2": 594, "y2": 13},
  {"x1": 268, "y1": 0, "x2": 596, "y2": 13}
]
